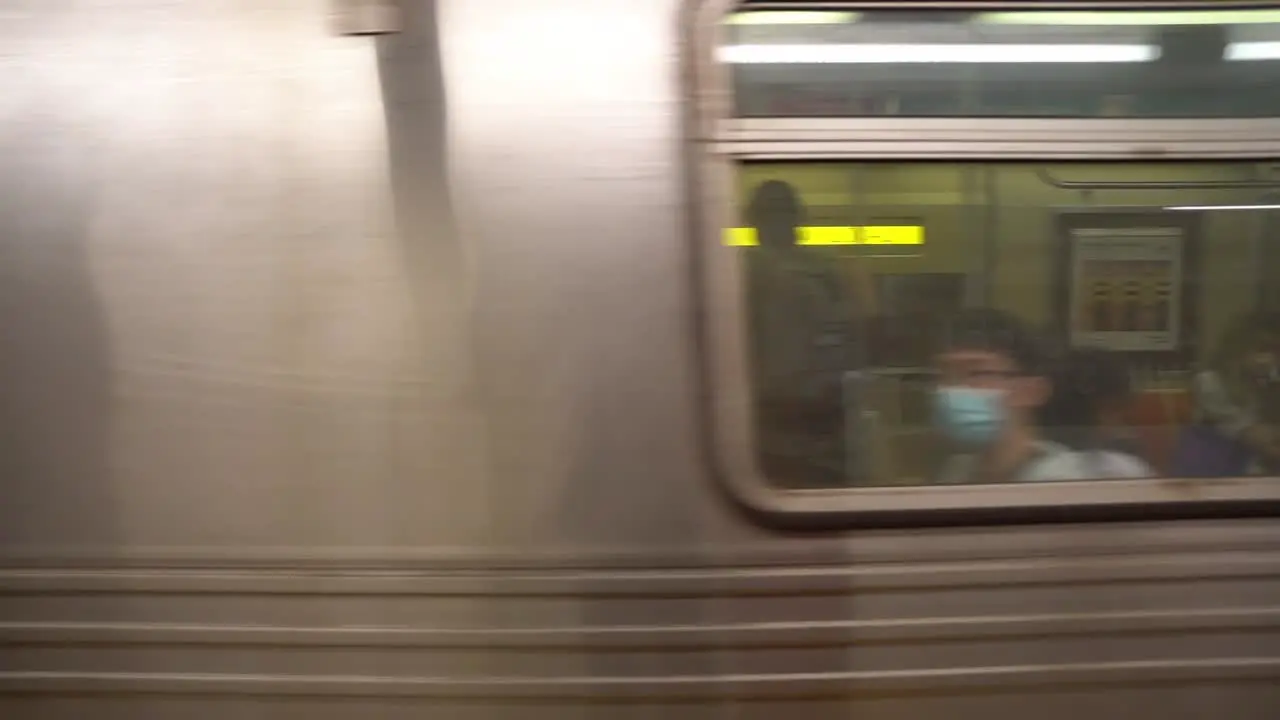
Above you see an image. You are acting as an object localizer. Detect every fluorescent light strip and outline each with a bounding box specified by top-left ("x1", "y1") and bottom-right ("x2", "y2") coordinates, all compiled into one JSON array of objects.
[
  {"x1": 718, "y1": 43, "x2": 1159, "y2": 64},
  {"x1": 981, "y1": 10, "x2": 1280, "y2": 26},
  {"x1": 724, "y1": 11, "x2": 860, "y2": 26},
  {"x1": 1167, "y1": 204, "x2": 1280, "y2": 211},
  {"x1": 1227, "y1": 42, "x2": 1280, "y2": 61}
]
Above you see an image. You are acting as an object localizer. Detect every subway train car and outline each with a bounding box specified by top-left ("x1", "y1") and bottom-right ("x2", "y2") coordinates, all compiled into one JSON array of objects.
[{"x1": 2, "y1": 0, "x2": 1280, "y2": 717}]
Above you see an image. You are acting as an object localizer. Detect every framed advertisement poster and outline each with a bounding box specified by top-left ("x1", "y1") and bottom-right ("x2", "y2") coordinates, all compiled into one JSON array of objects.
[{"x1": 1056, "y1": 211, "x2": 1200, "y2": 358}]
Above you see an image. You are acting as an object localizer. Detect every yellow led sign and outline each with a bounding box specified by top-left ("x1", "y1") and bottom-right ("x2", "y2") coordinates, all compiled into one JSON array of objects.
[
  {"x1": 862, "y1": 225, "x2": 924, "y2": 245},
  {"x1": 724, "y1": 226, "x2": 925, "y2": 247}
]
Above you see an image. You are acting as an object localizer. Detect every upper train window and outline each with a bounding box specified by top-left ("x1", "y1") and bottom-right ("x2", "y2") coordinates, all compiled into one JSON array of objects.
[
  {"x1": 696, "y1": 2, "x2": 1280, "y2": 522},
  {"x1": 724, "y1": 7, "x2": 1280, "y2": 118}
]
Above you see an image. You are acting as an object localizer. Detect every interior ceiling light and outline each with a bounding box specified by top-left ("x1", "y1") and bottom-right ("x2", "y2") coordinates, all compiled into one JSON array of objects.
[
  {"x1": 718, "y1": 43, "x2": 1160, "y2": 64},
  {"x1": 979, "y1": 10, "x2": 1280, "y2": 26},
  {"x1": 1166, "y1": 204, "x2": 1280, "y2": 211},
  {"x1": 1226, "y1": 42, "x2": 1280, "y2": 60},
  {"x1": 724, "y1": 11, "x2": 860, "y2": 26}
]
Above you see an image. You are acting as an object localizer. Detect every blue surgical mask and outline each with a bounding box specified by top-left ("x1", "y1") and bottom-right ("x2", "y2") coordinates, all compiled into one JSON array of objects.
[{"x1": 934, "y1": 387, "x2": 1006, "y2": 446}]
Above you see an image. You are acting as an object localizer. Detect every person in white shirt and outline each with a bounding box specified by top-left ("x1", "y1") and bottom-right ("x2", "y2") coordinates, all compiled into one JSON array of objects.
[
  {"x1": 1038, "y1": 347, "x2": 1155, "y2": 477},
  {"x1": 932, "y1": 309, "x2": 1153, "y2": 484}
]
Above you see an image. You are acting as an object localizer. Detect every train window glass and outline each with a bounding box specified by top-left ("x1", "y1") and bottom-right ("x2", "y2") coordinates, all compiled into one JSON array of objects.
[
  {"x1": 732, "y1": 160, "x2": 1280, "y2": 489},
  {"x1": 723, "y1": 8, "x2": 1280, "y2": 117}
]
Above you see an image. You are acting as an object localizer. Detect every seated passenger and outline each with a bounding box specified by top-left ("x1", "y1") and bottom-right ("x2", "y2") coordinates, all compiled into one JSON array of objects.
[
  {"x1": 933, "y1": 309, "x2": 1152, "y2": 483},
  {"x1": 1038, "y1": 347, "x2": 1155, "y2": 475},
  {"x1": 1177, "y1": 311, "x2": 1280, "y2": 476}
]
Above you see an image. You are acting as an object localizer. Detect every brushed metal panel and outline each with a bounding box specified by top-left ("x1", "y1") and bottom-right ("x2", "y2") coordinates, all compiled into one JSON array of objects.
[
  {"x1": 0, "y1": 0, "x2": 487, "y2": 552},
  {"x1": 0, "y1": 646, "x2": 710, "y2": 682},
  {"x1": 4, "y1": 690, "x2": 1279, "y2": 720},
  {"x1": 8, "y1": 578, "x2": 1270, "y2": 627},
  {"x1": 0, "y1": 697, "x2": 726, "y2": 720},
  {"x1": 1, "y1": 550, "x2": 1274, "y2": 594},
  {"x1": 2, "y1": 659, "x2": 1278, "y2": 698},
  {"x1": 0, "y1": 608, "x2": 1273, "y2": 678},
  {"x1": 440, "y1": 0, "x2": 717, "y2": 551},
  {"x1": 0, "y1": 698, "x2": 266, "y2": 720},
  {"x1": 5, "y1": 607, "x2": 1273, "y2": 647},
  {"x1": 3, "y1": 519, "x2": 1279, "y2": 568},
  {"x1": 0, "y1": 593, "x2": 499, "y2": 627},
  {"x1": 11, "y1": 689, "x2": 1278, "y2": 720},
  {"x1": 734, "y1": 685, "x2": 1280, "y2": 720}
]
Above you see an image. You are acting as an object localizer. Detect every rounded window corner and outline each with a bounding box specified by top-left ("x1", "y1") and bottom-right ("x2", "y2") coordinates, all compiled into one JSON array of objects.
[{"x1": 688, "y1": 2, "x2": 1280, "y2": 531}]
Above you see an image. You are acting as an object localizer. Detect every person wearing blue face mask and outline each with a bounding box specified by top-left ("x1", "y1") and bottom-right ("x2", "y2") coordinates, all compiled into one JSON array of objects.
[{"x1": 932, "y1": 309, "x2": 1152, "y2": 484}]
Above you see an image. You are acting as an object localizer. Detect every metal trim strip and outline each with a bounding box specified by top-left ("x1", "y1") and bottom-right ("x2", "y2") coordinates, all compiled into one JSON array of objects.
[
  {"x1": 2, "y1": 608, "x2": 1276, "y2": 648},
  {"x1": 3, "y1": 659, "x2": 1277, "y2": 699}
]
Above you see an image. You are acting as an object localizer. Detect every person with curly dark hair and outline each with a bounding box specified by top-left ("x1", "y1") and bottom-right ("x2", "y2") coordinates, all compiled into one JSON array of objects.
[
  {"x1": 1038, "y1": 347, "x2": 1150, "y2": 468},
  {"x1": 933, "y1": 309, "x2": 1153, "y2": 484}
]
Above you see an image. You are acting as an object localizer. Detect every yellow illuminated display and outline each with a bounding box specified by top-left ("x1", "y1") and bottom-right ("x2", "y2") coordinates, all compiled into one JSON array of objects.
[
  {"x1": 724, "y1": 226, "x2": 925, "y2": 247},
  {"x1": 862, "y1": 225, "x2": 924, "y2": 245}
]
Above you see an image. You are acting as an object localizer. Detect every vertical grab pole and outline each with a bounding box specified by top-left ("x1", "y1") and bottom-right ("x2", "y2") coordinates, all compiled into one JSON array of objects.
[
  {"x1": 845, "y1": 370, "x2": 890, "y2": 487},
  {"x1": 1257, "y1": 195, "x2": 1280, "y2": 312}
]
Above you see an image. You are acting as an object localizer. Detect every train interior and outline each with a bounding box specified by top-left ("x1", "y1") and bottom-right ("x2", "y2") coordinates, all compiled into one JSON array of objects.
[{"x1": 734, "y1": 161, "x2": 1280, "y2": 484}]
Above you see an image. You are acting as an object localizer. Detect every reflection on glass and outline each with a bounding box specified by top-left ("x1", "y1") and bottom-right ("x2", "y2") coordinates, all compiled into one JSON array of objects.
[
  {"x1": 734, "y1": 161, "x2": 1280, "y2": 488},
  {"x1": 721, "y1": 7, "x2": 1280, "y2": 117}
]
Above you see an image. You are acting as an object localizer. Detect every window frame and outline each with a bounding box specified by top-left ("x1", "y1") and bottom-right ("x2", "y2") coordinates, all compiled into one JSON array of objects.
[{"x1": 686, "y1": 0, "x2": 1280, "y2": 527}]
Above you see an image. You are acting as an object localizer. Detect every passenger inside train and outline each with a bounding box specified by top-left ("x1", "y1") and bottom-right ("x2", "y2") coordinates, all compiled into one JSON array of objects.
[
  {"x1": 931, "y1": 309, "x2": 1153, "y2": 484},
  {"x1": 731, "y1": 162, "x2": 1280, "y2": 489},
  {"x1": 1038, "y1": 346, "x2": 1153, "y2": 472},
  {"x1": 1177, "y1": 312, "x2": 1280, "y2": 476},
  {"x1": 743, "y1": 180, "x2": 869, "y2": 487}
]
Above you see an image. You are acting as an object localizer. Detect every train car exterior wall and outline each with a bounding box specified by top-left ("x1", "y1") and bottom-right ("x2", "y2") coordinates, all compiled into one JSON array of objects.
[{"x1": 0, "y1": 1, "x2": 1276, "y2": 717}]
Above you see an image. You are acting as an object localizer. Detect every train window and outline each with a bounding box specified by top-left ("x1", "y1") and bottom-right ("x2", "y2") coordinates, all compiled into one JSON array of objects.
[
  {"x1": 695, "y1": 2, "x2": 1280, "y2": 521},
  {"x1": 729, "y1": 159, "x2": 1280, "y2": 490},
  {"x1": 723, "y1": 7, "x2": 1280, "y2": 118}
]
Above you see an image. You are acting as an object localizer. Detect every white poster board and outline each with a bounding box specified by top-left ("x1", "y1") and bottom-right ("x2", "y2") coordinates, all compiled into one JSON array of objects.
[{"x1": 1068, "y1": 227, "x2": 1183, "y2": 352}]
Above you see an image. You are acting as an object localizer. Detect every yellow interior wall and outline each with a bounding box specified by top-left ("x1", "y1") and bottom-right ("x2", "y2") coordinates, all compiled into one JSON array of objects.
[{"x1": 738, "y1": 162, "x2": 1268, "y2": 360}]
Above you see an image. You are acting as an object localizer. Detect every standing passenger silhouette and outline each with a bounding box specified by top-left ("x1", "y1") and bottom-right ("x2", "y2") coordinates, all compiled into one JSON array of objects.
[{"x1": 744, "y1": 180, "x2": 869, "y2": 487}]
